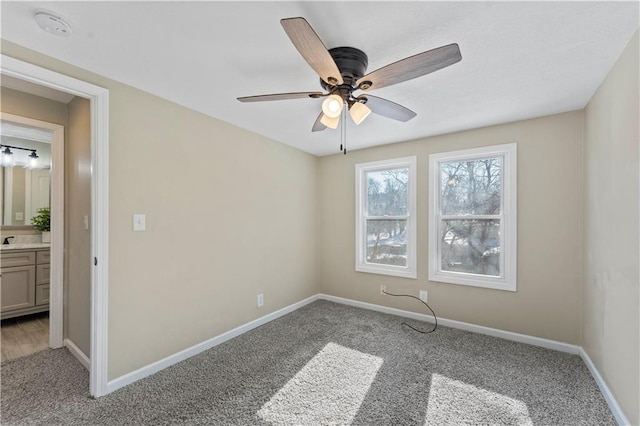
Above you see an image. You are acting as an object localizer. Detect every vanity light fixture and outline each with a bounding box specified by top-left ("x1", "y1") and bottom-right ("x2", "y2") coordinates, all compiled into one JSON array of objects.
[
  {"x1": 0, "y1": 145, "x2": 41, "y2": 168},
  {"x1": 28, "y1": 151, "x2": 39, "y2": 168},
  {"x1": 2, "y1": 147, "x2": 14, "y2": 166}
]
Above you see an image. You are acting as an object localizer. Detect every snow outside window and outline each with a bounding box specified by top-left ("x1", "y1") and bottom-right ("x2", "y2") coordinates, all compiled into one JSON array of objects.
[
  {"x1": 355, "y1": 157, "x2": 417, "y2": 279},
  {"x1": 428, "y1": 144, "x2": 517, "y2": 291}
]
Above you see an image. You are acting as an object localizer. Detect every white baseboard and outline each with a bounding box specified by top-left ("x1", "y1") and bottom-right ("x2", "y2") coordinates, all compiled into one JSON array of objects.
[
  {"x1": 579, "y1": 348, "x2": 630, "y2": 426},
  {"x1": 319, "y1": 294, "x2": 581, "y2": 354},
  {"x1": 102, "y1": 291, "x2": 628, "y2": 425},
  {"x1": 320, "y1": 294, "x2": 632, "y2": 425},
  {"x1": 64, "y1": 338, "x2": 90, "y2": 370},
  {"x1": 106, "y1": 294, "x2": 319, "y2": 394}
]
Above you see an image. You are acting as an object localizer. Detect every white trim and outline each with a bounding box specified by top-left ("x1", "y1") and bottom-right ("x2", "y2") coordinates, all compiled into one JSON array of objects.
[
  {"x1": 319, "y1": 294, "x2": 580, "y2": 354},
  {"x1": 64, "y1": 338, "x2": 90, "y2": 371},
  {"x1": 428, "y1": 143, "x2": 517, "y2": 291},
  {"x1": 320, "y1": 294, "x2": 631, "y2": 424},
  {"x1": 89, "y1": 83, "x2": 110, "y2": 398},
  {"x1": 3, "y1": 166, "x2": 13, "y2": 225},
  {"x1": 579, "y1": 348, "x2": 630, "y2": 426},
  {"x1": 355, "y1": 156, "x2": 417, "y2": 279},
  {"x1": 24, "y1": 168, "x2": 31, "y2": 222},
  {"x1": 1, "y1": 112, "x2": 65, "y2": 349},
  {"x1": 1, "y1": 55, "x2": 110, "y2": 398},
  {"x1": 98, "y1": 291, "x2": 626, "y2": 423},
  {"x1": 106, "y1": 295, "x2": 320, "y2": 394}
]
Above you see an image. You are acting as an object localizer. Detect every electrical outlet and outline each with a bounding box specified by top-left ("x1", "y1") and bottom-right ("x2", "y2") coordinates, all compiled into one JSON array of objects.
[
  {"x1": 419, "y1": 290, "x2": 428, "y2": 302},
  {"x1": 257, "y1": 293, "x2": 264, "y2": 308},
  {"x1": 380, "y1": 285, "x2": 386, "y2": 295},
  {"x1": 133, "y1": 214, "x2": 146, "y2": 231}
]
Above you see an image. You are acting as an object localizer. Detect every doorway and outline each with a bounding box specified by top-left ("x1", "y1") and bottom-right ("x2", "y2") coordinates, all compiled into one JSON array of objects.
[
  {"x1": 1, "y1": 55, "x2": 110, "y2": 397},
  {"x1": 1, "y1": 112, "x2": 64, "y2": 350},
  {"x1": 1, "y1": 112, "x2": 62, "y2": 363}
]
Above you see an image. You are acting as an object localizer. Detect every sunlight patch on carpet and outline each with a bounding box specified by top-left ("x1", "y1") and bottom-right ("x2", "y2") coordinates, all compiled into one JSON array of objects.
[
  {"x1": 258, "y1": 342, "x2": 383, "y2": 425},
  {"x1": 425, "y1": 373, "x2": 533, "y2": 426}
]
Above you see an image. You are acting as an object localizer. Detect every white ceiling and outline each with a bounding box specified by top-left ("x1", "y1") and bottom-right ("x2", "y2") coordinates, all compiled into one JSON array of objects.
[{"x1": 1, "y1": 2, "x2": 638, "y2": 156}]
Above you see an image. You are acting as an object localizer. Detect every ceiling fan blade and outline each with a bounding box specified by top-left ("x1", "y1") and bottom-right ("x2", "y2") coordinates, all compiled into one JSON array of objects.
[
  {"x1": 312, "y1": 112, "x2": 326, "y2": 132},
  {"x1": 237, "y1": 92, "x2": 324, "y2": 102},
  {"x1": 358, "y1": 95, "x2": 417, "y2": 122},
  {"x1": 281, "y1": 17, "x2": 343, "y2": 86},
  {"x1": 356, "y1": 43, "x2": 461, "y2": 91}
]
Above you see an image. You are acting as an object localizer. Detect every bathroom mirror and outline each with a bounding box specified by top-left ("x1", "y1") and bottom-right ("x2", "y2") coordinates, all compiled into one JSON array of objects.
[{"x1": 1, "y1": 120, "x2": 52, "y2": 227}]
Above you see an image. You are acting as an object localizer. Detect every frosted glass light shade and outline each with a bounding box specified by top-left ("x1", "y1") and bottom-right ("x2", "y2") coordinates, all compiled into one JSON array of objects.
[
  {"x1": 322, "y1": 94, "x2": 344, "y2": 118},
  {"x1": 320, "y1": 113, "x2": 340, "y2": 129},
  {"x1": 349, "y1": 102, "x2": 371, "y2": 125},
  {"x1": 28, "y1": 151, "x2": 39, "y2": 168},
  {"x1": 2, "y1": 148, "x2": 13, "y2": 166}
]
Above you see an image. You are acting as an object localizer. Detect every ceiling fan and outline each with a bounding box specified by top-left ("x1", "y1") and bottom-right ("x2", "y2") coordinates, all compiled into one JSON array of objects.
[{"x1": 238, "y1": 17, "x2": 462, "y2": 139}]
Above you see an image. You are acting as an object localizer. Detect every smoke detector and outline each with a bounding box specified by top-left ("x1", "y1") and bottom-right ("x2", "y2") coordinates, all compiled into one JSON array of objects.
[{"x1": 34, "y1": 10, "x2": 72, "y2": 37}]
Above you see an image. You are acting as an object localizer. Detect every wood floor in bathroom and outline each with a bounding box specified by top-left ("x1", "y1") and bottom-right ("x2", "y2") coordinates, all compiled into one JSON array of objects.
[{"x1": 1, "y1": 312, "x2": 49, "y2": 362}]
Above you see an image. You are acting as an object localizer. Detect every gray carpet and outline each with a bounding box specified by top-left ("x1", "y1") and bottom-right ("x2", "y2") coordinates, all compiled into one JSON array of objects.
[{"x1": 1, "y1": 300, "x2": 615, "y2": 425}]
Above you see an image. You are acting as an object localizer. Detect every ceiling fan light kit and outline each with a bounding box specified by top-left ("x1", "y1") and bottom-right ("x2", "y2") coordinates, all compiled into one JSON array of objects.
[
  {"x1": 322, "y1": 94, "x2": 344, "y2": 118},
  {"x1": 320, "y1": 113, "x2": 340, "y2": 129},
  {"x1": 349, "y1": 101, "x2": 372, "y2": 125},
  {"x1": 238, "y1": 17, "x2": 461, "y2": 154}
]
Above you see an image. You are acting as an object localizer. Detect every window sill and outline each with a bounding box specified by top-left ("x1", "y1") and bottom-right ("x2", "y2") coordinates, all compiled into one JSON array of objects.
[
  {"x1": 356, "y1": 264, "x2": 417, "y2": 279},
  {"x1": 428, "y1": 271, "x2": 516, "y2": 291}
]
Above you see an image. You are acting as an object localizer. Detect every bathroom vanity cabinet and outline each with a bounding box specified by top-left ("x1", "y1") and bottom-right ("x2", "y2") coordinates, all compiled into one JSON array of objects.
[{"x1": 1, "y1": 247, "x2": 50, "y2": 319}]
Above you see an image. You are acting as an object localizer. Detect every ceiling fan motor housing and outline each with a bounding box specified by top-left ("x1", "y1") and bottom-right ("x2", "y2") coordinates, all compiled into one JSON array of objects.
[{"x1": 321, "y1": 47, "x2": 369, "y2": 91}]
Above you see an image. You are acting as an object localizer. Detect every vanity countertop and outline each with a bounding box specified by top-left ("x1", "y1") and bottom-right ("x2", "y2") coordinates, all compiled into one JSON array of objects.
[{"x1": 1, "y1": 243, "x2": 51, "y2": 251}]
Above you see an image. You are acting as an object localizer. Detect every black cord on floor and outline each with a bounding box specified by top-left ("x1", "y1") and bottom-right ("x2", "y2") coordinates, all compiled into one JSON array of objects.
[{"x1": 382, "y1": 290, "x2": 438, "y2": 334}]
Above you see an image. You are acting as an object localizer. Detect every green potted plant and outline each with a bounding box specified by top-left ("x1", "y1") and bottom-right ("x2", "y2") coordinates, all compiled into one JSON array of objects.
[{"x1": 31, "y1": 207, "x2": 51, "y2": 243}]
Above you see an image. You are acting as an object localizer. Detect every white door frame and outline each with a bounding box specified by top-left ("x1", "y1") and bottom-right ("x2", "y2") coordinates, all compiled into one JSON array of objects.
[
  {"x1": 0, "y1": 112, "x2": 64, "y2": 347},
  {"x1": 1, "y1": 54, "x2": 110, "y2": 397}
]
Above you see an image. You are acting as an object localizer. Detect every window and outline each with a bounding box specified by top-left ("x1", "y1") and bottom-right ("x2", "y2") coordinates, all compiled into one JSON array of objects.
[
  {"x1": 429, "y1": 144, "x2": 517, "y2": 291},
  {"x1": 356, "y1": 157, "x2": 416, "y2": 278}
]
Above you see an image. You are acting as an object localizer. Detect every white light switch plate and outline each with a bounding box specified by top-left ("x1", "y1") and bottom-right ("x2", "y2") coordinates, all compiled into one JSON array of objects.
[
  {"x1": 83, "y1": 215, "x2": 89, "y2": 230},
  {"x1": 133, "y1": 214, "x2": 146, "y2": 231}
]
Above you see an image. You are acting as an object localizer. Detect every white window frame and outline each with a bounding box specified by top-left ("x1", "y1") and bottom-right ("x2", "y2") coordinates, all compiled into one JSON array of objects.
[
  {"x1": 428, "y1": 143, "x2": 517, "y2": 291},
  {"x1": 355, "y1": 156, "x2": 417, "y2": 279}
]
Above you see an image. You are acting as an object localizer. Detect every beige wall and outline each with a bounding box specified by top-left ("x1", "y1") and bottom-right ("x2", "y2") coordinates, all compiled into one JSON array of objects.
[
  {"x1": 65, "y1": 97, "x2": 91, "y2": 356},
  {"x1": 319, "y1": 111, "x2": 584, "y2": 344},
  {"x1": 0, "y1": 86, "x2": 68, "y2": 125},
  {"x1": 583, "y1": 30, "x2": 639, "y2": 424},
  {"x1": 2, "y1": 31, "x2": 637, "y2": 420},
  {"x1": 1, "y1": 41, "x2": 319, "y2": 380}
]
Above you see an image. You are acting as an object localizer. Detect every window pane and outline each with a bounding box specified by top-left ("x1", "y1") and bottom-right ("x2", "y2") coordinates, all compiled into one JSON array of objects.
[
  {"x1": 366, "y1": 219, "x2": 407, "y2": 266},
  {"x1": 440, "y1": 219, "x2": 500, "y2": 276},
  {"x1": 366, "y1": 168, "x2": 408, "y2": 216},
  {"x1": 440, "y1": 158, "x2": 501, "y2": 215}
]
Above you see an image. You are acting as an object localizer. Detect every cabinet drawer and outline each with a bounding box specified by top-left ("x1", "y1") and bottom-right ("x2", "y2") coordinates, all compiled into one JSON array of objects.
[
  {"x1": 36, "y1": 284, "x2": 50, "y2": 306},
  {"x1": 37, "y1": 250, "x2": 50, "y2": 265},
  {"x1": 36, "y1": 264, "x2": 50, "y2": 285},
  {"x1": 1, "y1": 251, "x2": 36, "y2": 268},
  {"x1": 1, "y1": 265, "x2": 35, "y2": 312}
]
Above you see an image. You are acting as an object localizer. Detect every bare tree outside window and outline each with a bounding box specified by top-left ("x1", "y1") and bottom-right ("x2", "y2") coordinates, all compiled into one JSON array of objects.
[
  {"x1": 357, "y1": 156, "x2": 417, "y2": 279},
  {"x1": 439, "y1": 158, "x2": 502, "y2": 276},
  {"x1": 429, "y1": 144, "x2": 516, "y2": 291},
  {"x1": 365, "y1": 168, "x2": 409, "y2": 266}
]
